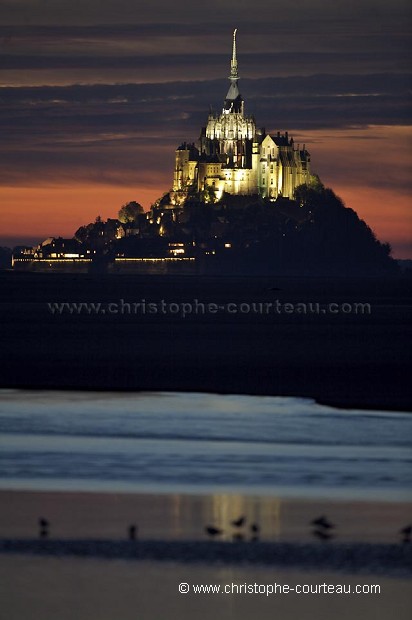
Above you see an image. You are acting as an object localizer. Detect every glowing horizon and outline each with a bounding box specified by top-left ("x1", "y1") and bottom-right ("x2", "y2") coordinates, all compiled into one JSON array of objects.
[{"x1": 1, "y1": 125, "x2": 410, "y2": 258}]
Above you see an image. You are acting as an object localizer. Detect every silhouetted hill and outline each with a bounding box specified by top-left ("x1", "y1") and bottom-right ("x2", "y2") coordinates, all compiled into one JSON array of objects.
[
  {"x1": 164, "y1": 182, "x2": 398, "y2": 275},
  {"x1": 12, "y1": 182, "x2": 397, "y2": 277}
]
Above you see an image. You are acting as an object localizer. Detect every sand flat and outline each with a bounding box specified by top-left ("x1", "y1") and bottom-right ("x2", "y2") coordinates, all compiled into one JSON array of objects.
[
  {"x1": 1, "y1": 555, "x2": 411, "y2": 620},
  {"x1": 1, "y1": 486, "x2": 411, "y2": 619}
]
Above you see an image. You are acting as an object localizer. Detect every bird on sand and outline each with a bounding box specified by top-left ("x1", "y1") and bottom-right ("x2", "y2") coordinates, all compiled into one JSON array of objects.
[
  {"x1": 231, "y1": 516, "x2": 246, "y2": 528},
  {"x1": 128, "y1": 524, "x2": 138, "y2": 541},
  {"x1": 38, "y1": 518, "x2": 50, "y2": 539},
  {"x1": 205, "y1": 526, "x2": 223, "y2": 538},
  {"x1": 250, "y1": 523, "x2": 260, "y2": 541},
  {"x1": 400, "y1": 525, "x2": 411, "y2": 543},
  {"x1": 311, "y1": 516, "x2": 335, "y2": 530}
]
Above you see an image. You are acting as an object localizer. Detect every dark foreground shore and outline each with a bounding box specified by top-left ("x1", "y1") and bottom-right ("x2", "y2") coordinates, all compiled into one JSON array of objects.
[
  {"x1": 0, "y1": 272, "x2": 411, "y2": 410},
  {"x1": 1, "y1": 539, "x2": 411, "y2": 577}
]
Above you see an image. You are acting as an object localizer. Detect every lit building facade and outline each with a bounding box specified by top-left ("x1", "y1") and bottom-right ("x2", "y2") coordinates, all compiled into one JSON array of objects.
[{"x1": 173, "y1": 30, "x2": 311, "y2": 200}]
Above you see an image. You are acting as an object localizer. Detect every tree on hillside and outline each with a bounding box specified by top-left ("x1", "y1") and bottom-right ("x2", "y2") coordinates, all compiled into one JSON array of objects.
[
  {"x1": 200, "y1": 185, "x2": 218, "y2": 204},
  {"x1": 118, "y1": 201, "x2": 144, "y2": 223},
  {"x1": 74, "y1": 221, "x2": 102, "y2": 244},
  {"x1": 74, "y1": 216, "x2": 120, "y2": 248}
]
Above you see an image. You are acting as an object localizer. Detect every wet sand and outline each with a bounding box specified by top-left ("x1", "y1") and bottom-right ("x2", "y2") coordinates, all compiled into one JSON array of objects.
[
  {"x1": 0, "y1": 272, "x2": 411, "y2": 410},
  {"x1": 2, "y1": 555, "x2": 411, "y2": 620},
  {"x1": 1, "y1": 489, "x2": 411, "y2": 620},
  {"x1": 0, "y1": 489, "x2": 411, "y2": 545},
  {"x1": 1, "y1": 490, "x2": 411, "y2": 620}
]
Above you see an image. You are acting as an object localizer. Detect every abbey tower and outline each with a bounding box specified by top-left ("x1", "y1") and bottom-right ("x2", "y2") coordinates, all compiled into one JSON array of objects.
[{"x1": 173, "y1": 30, "x2": 311, "y2": 201}]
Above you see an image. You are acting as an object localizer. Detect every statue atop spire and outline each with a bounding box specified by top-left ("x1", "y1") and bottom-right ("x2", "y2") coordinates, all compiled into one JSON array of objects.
[{"x1": 230, "y1": 28, "x2": 238, "y2": 80}]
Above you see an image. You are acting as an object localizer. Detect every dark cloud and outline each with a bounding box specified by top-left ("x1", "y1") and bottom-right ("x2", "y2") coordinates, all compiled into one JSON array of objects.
[
  {"x1": 1, "y1": 73, "x2": 408, "y2": 101},
  {"x1": 1, "y1": 17, "x2": 409, "y2": 43},
  {"x1": 1, "y1": 11, "x2": 409, "y2": 83},
  {"x1": 1, "y1": 51, "x2": 409, "y2": 75},
  {"x1": 0, "y1": 73, "x2": 409, "y2": 139},
  {"x1": 0, "y1": 0, "x2": 410, "y2": 27}
]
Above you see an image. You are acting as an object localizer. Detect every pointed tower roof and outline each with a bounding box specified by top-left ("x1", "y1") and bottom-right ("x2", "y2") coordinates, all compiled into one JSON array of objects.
[
  {"x1": 230, "y1": 28, "x2": 238, "y2": 81},
  {"x1": 224, "y1": 29, "x2": 242, "y2": 112}
]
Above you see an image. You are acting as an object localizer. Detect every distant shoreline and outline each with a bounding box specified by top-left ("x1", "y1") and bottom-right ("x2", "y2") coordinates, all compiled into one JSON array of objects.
[{"x1": 0, "y1": 385, "x2": 410, "y2": 413}]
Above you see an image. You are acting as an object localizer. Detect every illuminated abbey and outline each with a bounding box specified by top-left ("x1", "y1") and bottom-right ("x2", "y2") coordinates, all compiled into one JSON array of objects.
[{"x1": 173, "y1": 29, "x2": 311, "y2": 201}]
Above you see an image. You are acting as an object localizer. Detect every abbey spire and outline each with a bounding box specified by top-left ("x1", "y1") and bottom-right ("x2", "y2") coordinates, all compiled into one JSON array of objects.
[
  {"x1": 224, "y1": 28, "x2": 242, "y2": 112},
  {"x1": 230, "y1": 28, "x2": 238, "y2": 80}
]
